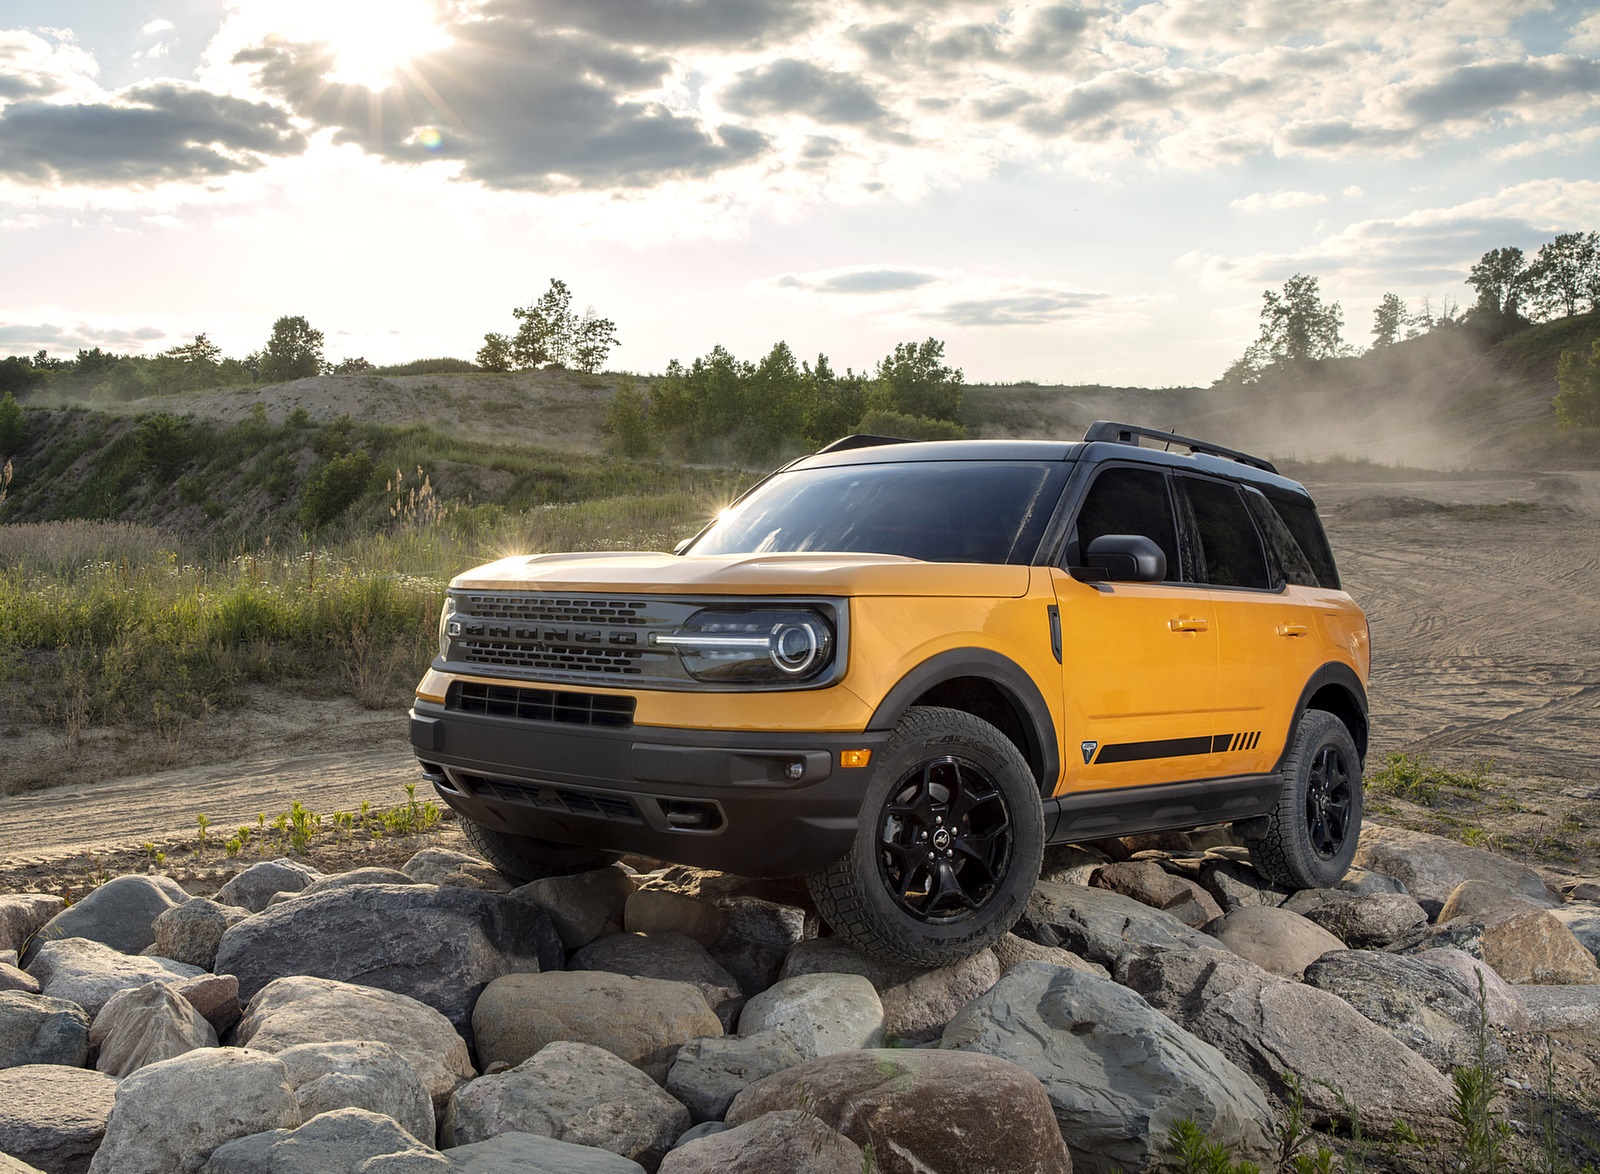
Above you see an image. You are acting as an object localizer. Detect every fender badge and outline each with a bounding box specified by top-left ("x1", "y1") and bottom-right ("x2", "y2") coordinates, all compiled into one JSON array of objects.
[{"x1": 1080, "y1": 741, "x2": 1098, "y2": 764}]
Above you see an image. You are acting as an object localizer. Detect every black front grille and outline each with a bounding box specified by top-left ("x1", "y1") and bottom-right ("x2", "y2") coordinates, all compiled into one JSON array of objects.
[
  {"x1": 459, "y1": 774, "x2": 642, "y2": 823},
  {"x1": 448, "y1": 680, "x2": 635, "y2": 727},
  {"x1": 463, "y1": 595, "x2": 647, "y2": 626},
  {"x1": 459, "y1": 641, "x2": 645, "y2": 675}
]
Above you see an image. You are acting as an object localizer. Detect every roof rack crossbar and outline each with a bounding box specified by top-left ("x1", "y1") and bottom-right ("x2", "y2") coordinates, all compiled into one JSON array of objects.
[
  {"x1": 1082, "y1": 421, "x2": 1277, "y2": 474},
  {"x1": 814, "y1": 433, "x2": 917, "y2": 454}
]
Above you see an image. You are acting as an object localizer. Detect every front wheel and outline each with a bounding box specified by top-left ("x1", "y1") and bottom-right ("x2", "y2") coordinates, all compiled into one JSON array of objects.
[
  {"x1": 459, "y1": 817, "x2": 620, "y2": 885},
  {"x1": 1242, "y1": 709, "x2": 1363, "y2": 889},
  {"x1": 807, "y1": 707, "x2": 1044, "y2": 968}
]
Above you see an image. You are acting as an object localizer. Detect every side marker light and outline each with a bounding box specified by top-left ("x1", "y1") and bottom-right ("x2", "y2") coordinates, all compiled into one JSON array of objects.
[{"x1": 840, "y1": 749, "x2": 872, "y2": 769}]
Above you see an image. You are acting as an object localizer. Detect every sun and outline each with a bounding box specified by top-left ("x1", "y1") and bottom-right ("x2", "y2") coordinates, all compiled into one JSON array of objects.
[{"x1": 273, "y1": 0, "x2": 451, "y2": 91}]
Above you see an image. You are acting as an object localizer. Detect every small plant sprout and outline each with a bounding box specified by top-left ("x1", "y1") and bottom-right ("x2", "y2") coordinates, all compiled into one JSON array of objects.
[{"x1": 195, "y1": 813, "x2": 211, "y2": 856}]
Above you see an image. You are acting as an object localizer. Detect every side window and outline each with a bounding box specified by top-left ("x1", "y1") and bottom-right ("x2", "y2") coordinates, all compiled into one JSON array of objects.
[
  {"x1": 1068, "y1": 466, "x2": 1180, "y2": 579},
  {"x1": 1244, "y1": 489, "x2": 1320, "y2": 587},
  {"x1": 1182, "y1": 477, "x2": 1271, "y2": 590},
  {"x1": 1268, "y1": 494, "x2": 1341, "y2": 589}
]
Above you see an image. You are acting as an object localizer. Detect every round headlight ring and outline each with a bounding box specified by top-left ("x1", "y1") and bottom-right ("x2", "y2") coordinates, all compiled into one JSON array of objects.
[{"x1": 770, "y1": 620, "x2": 823, "y2": 676}]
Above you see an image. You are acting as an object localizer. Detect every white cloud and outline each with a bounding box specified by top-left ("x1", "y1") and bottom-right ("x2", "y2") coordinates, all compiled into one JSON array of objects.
[
  {"x1": 140, "y1": 20, "x2": 177, "y2": 37},
  {"x1": 1230, "y1": 190, "x2": 1329, "y2": 212}
]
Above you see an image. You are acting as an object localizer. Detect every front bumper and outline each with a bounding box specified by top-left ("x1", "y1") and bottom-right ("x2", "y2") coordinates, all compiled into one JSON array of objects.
[{"x1": 409, "y1": 701, "x2": 889, "y2": 877}]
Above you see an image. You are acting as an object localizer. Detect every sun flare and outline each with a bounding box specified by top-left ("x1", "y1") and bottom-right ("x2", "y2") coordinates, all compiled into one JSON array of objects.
[{"x1": 273, "y1": 0, "x2": 451, "y2": 90}]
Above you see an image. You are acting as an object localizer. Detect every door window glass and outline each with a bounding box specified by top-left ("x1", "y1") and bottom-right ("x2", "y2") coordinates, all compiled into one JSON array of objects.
[{"x1": 1069, "y1": 466, "x2": 1180, "y2": 578}]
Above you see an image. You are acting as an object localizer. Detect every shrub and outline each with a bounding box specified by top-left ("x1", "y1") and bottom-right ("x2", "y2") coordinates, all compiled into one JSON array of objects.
[
  {"x1": 300, "y1": 451, "x2": 376, "y2": 528},
  {"x1": 856, "y1": 409, "x2": 967, "y2": 441}
]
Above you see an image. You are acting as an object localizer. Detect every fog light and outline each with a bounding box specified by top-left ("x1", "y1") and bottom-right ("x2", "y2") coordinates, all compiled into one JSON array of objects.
[
  {"x1": 786, "y1": 761, "x2": 805, "y2": 781},
  {"x1": 840, "y1": 749, "x2": 872, "y2": 768}
]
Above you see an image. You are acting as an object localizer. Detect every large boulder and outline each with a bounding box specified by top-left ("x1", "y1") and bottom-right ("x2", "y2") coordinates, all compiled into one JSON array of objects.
[
  {"x1": 88, "y1": 1047, "x2": 301, "y2": 1174},
  {"x1": 570, "y1": 933, "x2": 744, "y2": 1032},
  {"x1": 472, "y1": 971, "x2": 721, "y2": 1081},
  {"x1": 1551, "y1": 903, "x2": 1600, "y2": 964},
  {"x1": 726, "y1": 1048, "x2": 1071, "y2": 1174},
  {"x1": 0, "y1": 895, "x2": 65, "y2": 957},
  {"x1": 199, "y1": 1107, "x2": 448, "y2": 1172},
  {"x1": 233, "y1": 976, "x2": 474, "y2": 1115},
  {"x1": 1516, "y1": 984, "x2": 1600, "y2": 1032},
  {"x1": 0, "y1": 962, "x2": 39, "y2": 994},
  {"x1": 151, "y1": 898, "x2": 252, "y2": 971},
  {"x1": 90, "y1": 981, "x2": 218, "y2": 1076},
  {"x1": 657, "y1": 1109, "x2": 865, "y2": 1174},
  {"x1": 443, "y1": 1132, "x2": 647, "y2": 1173},
  {"x1": 1352, "y1": 826, "x2": 1557, "y2": 915},
  {"x1": 26, "y1": 937, "x2": 203, "y2": 1017},
  {"x1": 623, "y1": 891, "x2": 726, "y2": 947},
  {"x1": 706, "y1": 898, "x2": 814, "y2": 997},
  {"x1": 943, "y1": 961, "x2": 1273, "y2": 1173},
  {"x1": 214, "y1": 884, "x2": 563, "y2": 1047},
  {"x1": 274, "y1": 1040, "x2": 436, "y2": 1148},
  {"x1": 1197, "y1": 858, "x2": 1292, "y2": 912},
  {"x1": 664, "y1": 1030, "x2": 807, "y2": 1123},
  {"x1": 1421, "y1": 907, "x2": 1600, "y2": 985},
  {"x1": 21, "y1": 876, "x2": 190, "y2": 964},
  {"x1": 991, "y1": 932, "x2": 1110, "y2": 978},
  {"x1": 401, "y1": 849, "x2": 512, "y2": 892},
  {"x1": 1119, "y1": 947, "x2": 1456, "y2": 1126},
  {"x1": 511, "y1": 868, "x2": 635, "y2": 952},
  {"x1": 778, "y1": 939, "x2": 1002, "y2": 1043},
  {"x1": 1204, "y1": 905, "x2": 1346, "y2": 978},
  {"x1": 1279, "y1": 888, "x2": 1429, "y2": 949},
  {"x1": 0, "y1": 991, "x2": 90, "y2": 1069},
  {"x1": 214, "y1": 858, "x2": 322, "y2": 913},
  {"x1": 1302, "y1": 950, "x2": 1497, "y2": 1069},
  {"x1": 1408, "y1": 949, "x2": 1532, "y2": 1031},
  {"x1": 737, "y1": 973, "x2": 884, "y2": 1059},
  {"x1": 445, "y1": 1041, "x2": 691, "y2": 1172},
  {"x1": 0, "y1": 1065, "x2": 118, "y2": 1174},
  {"x1": 1016, "y1": 881, "x2": 1215, "y2": 968},
  {"x1": 1092, "y1": 860, "x2": 1223, "y2": 927}
]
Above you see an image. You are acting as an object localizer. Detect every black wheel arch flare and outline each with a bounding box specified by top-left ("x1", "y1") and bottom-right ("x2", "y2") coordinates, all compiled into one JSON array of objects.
[
  {"x1": 1277, "y1": 662, "x2": 1370, "y2": 771},
  {"x1": 867, "y1": 648, "x2": 1061, "y2": 798}
]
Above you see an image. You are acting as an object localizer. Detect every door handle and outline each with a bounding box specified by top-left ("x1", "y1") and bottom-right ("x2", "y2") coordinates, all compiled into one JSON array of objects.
[
  {"x1": 1277, "y1": 623, "x2": 1310, "y2": 638},
  {"x1": 1168, "y1": 617, "x2": 1209, "y2": 633}
]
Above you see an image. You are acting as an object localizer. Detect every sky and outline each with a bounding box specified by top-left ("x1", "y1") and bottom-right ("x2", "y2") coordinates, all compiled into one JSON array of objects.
[{"x1": 1, "y1": 1, "x2": 1597, "y2": 388}]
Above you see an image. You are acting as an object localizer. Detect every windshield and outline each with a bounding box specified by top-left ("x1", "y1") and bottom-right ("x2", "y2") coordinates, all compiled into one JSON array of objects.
[{"x1": 686, "y1": 460, "x2": 1069, "y2": 564}]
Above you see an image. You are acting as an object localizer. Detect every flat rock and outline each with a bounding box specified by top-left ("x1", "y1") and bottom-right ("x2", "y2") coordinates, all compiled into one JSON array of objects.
[
  {"x1": 510, "y1": 867, "x2": 634, "y2": 952},
  {"x1": 664, "y1": 1029, "x2": 807, "y2": 1123},
  {"x1": 275, "y1": 1040, "x2": 436, "y2": 1148},
  {"x1": 200, "y1": 1106, "x2": 448, "y2": 1172},
  {"x1": 0, "y1": 1064, "x2": 118, "y2": 1174},
  {"x1": 737, "y1": 972, "x2": 883, "y2": 1059},
  {"x1": 90, "y1": 981, "x2": 217, "y2": 1076},
  {"x1": 1280, "y1": 888, "x2": 1429, "y2": 949},
  {"x1": 88, "y1": 1047, "x2": 301, "y2": 1174},
  {"x1": 0, "y1": 962, "x2": 40, "y2": 994},
  {"x1": 1408, "y1": 949, "x2": 1532, "y2": 1031},
  {"x1": 214, "y1": 859, "x2": 321, "y2": 912},
  {"x1": 726, "y1": 1048, "x2": 1071, "y2": 1174},
  {"x1": 22, "y1": 876, "x2": 191, "y2": 965},
  {"x1": 1197, "y1": 858, "x2": 1292, "y2": 913},
  {"x1": 942, "y1": 961, "x2": 1274, "y2": 1173},
  {"x1": 1205, "y1": 905, "x2": 1347, "y2": 978},
  {"x1": 445, "y1": 1040, "x2": 690, "y2": 1171},
  {"x1": 0, "y1": 990, "x2": 90, "y2": 1069},
  {"x1": 26, "y1": 937, "x2": 203, "y2": 1017},
  {"x1": 1550, "y1": 903, "x2": 1600, "y2": 964},
  {"x1": 657, "y1": 1109, "x2": 864, "y2": 1174},
  {"x1": 233, "y1": 975, "x2": 474, "y2": 1115},
  {"x1": 443, "y1": 1131, "x2": 647, "y2": 1173},
  {"x1": 472, "y1": 971, "x2": 721, "y2": 1081},
  {"x1": 570, "y1": 933, "x2": 743, "y2": 1032},
  {"x1": 214, "y1": 883, "x2": 563, "y2": 1048},
  {"x1": 991, "y1": 932, "x2": 1109, "y2": 978},
  {"x1": 1018, "y1": 881, "x2": 1217, "y2": 968},
  {"x1": 269, "y1": 868, "x2": 419, "y2": 904},
  {"x1": 0, "y1": 895, "x2": 65, "y2": 957},
  {"x1": 1092, "y1": 859, "x2": 1224, "y2": 927},
  {"x1": 1353, "y1": 826, "x2": 1557, "y2": 915},
  {"x1": 778, "y1": 938, "x2": 1001, "y2": 1043},
  {"x1": 1302, "y1": 950, "x2": 1496, "y2": 1069},
  {"x1": 402, "y1": 849, "x2": 511, "y2": 892},
  {"x1": 1515, "y1": 984, "x2": 1600, "y2": 1032}
]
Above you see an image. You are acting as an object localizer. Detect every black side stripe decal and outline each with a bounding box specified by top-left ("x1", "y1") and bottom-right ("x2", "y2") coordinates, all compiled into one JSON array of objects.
[{"x1": 1093, "y1": 731, "x2": 1262, "y2": 764}]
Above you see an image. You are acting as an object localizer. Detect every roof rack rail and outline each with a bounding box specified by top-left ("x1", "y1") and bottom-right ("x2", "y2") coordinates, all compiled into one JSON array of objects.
[
  {"x1": 814, "y1": 433, "x2": 917, "y2": 454},
  {"x1": 1082, "y1": 421, "x2": 1277, "y2": 474}
]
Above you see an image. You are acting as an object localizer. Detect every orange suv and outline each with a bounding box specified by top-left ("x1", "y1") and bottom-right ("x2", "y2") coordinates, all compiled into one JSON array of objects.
[{"x1": 410, "y1": 422, "x2": 1370, "y2": 965}]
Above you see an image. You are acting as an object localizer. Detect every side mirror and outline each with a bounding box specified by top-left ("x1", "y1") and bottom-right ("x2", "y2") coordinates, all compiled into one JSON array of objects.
[{"x1": 1071, "y1": 534, "x2": 1167, "y2": 583}]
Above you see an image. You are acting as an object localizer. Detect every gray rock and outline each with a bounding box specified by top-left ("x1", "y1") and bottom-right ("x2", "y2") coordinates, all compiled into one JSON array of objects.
[
  {"x1": 444, "y1": 1131, "x2": 647, "y2": 1173},
  {"x1": 265, "y1": 869, "x2": 419, "y2": 906},
  {"x1": 91, "y1": 981, "x2": 218, "y2": 1076},
  {"x1": 1558, "y1": 879, "x2": 1600, "y2": 902},
  {"x1": 472, "y1": 971, "x2": 721, "y2": 1081},
  {"x1": 403, "y1": 850, "x2": 511, "y2": 893},
  {"x1": 1408, "y1": 949, "x2": 1532, "y2": 1031},
  {"x1": 1280, "y1": 888, "x2": 1429, "y2": 949},
  {"x1": 275, "y1": 1040, "x2": 436, "y2": 1148},
  {"x1": 991, "y1": 932, "x2": 1110, "y2": 978},
  {"x1": 445, "y1": 1041, "x2": 690, "y2": 1171},
  {"x1": 0, "y1": 895, "x2": 65, "y2": 957},
  {"x1": 624, "y1": 891, "x2": 726, "y2": 947},
  {"x1": 1550, "y1": 902, "x2": 1600, "y2": 964},
  {"x1": 0, "y1": 990, "x2": 90, "y2": 1069},
  {"x1": 22, "y1": 875, "x2": 191, "y2": 965},
  {"x1": 0, "y1": 1065, "x2": 117, "y2": 1174},
  {"x1": 942, "y1": 962, "x2": 1274, "y2": 1173},
  {"x1": 0, "y1": 962, "x2": 40, "y2": 994},
  {"x1": 1038, "y1": 843, "x2": 1114, "y2": 886},
  {"x1": 151, "y1": 898, "x2": 251, "y2": 972},
  {"x1": 1119, "y1": 947, "x2": 1456, "y2": 1126},
  {"x1": 1438, "y1": 878, "x2": 1540, "y2": 923},
  {"x1": 707, "y1": 898, "x2": 813, "y2": 997},
  {"x1": 200, "y1": 1107, "x2": 448, "y2": 1172},
  {"x1": 0, "y1": 1155, "x2": 44, "y2": 1174},
  {"x1": 726, "y1": 1048, "x2": 1072, "y2": 1174},
  {"x1": 215, "y1": 858, "x2": 322, "y2": 913},
  {"x1": 1302, "y1": 950, "x2": 1497, "y2": 1069},
  {"x1": 778, "y1": 939, "x2": 1001, "y2": 1044},
  {"x1": 1204, "y1": 905, "x2": 1347, "y2": 978},
  {"x1": 510, "y1": 868, "x2": 635, "y2": 952},
  {"x1": 88, "y1": 1047, "x2": 301, "y2": 1174},
  {"x1": 570, "y1": 933, "x2": 743, "y2": 1032},
  {"x1": 175, "y1": 973, "x2": 243, "y2": 1036},
  {"x1": 737, "y1": 973, "x2": 883, "y2": 1059},
  {"x1": 1353, "y1": 826, "x2": 1557, "y2": 915},
  {"x1": 1338, "y1": 866, "x2": 1411, "y2": 896},
  {"x1": 1515, "y1": 984, "x2": 1600, "y2": 1032},
  {"x1": 1421, "y1": 906, "x2": 1600, "y2": 985},
  {"x1": 214, "y1": 884, "x2": 563, "y2": 1047},
  {"x1": 657, "y1": 1109, "x2": 864, "y2": 1174},
  {"x1": 1016, "y1": 880, "x2": 1216, "y2": 967},
  {"x1": 671, "y1": 1123, "x2": 726, "y2": 1148},
  {"x1": 1198, "y1": 857, "x2": 1292, "y2": 913},
  {"x1": 26, "y1": 937, "x2": 203, "y2": 1017},
  {"x1": 665, "y1": 1030, "x2": 807, "y2": 1122},
  {"x1": 1092, "y1": 859, "x2": 1224, "y2": 927},
  {"x1": 233, "y1": 976, "x2": 475, "y2": 1116}
]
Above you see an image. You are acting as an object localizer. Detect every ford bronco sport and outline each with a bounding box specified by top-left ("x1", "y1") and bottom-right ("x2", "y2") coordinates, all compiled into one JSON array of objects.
[{"x1": 409, "y1": 422, "x2": 1369, "y2": 966}]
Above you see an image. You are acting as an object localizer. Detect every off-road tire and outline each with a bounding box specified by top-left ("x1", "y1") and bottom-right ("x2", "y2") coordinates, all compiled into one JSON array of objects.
[
  {"x1": 1243, "y1": 708, "x2": 1363, "y2": 888},
  {"x1": 807, "y1": 706, "x2": 1044, "y2": 968},
  {"x1": 460, "y1": 817, "x2": 620, "y2": 884}
]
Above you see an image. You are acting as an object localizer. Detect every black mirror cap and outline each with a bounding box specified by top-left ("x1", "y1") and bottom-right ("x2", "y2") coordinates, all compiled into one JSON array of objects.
[{"x1": 1071, "y1": 534, "x2": 1168, "y2": 583}]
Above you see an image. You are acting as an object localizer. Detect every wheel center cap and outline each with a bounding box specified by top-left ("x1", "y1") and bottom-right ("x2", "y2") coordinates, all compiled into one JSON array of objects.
[{"x1": 932, "y1": 827, "x2": 953, "y2": 851}]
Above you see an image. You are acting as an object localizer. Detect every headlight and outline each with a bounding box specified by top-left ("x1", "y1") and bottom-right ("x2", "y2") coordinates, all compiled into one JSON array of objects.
[
  {"x1": 438, "y1": 596, "x2": 458, "y2": 660},
  {"x1": 651, "y1": 607, "x2": 836, "y2": 683}
]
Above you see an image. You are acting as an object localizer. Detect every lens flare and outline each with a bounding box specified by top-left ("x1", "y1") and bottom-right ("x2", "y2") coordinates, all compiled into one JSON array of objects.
[{"x1": 416, "y1": 126, "x2": 443, "y2": 150}]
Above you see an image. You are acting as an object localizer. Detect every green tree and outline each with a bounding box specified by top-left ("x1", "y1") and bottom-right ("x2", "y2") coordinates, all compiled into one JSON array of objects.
[
  {"x1": 800, "y1": 354, "x2": 868, "y2": 445},
  {"x1": 1555, "y1": 339, "x2": 1600, "y2": 428},
  {"x1": 260, "y1": 316, "x2": 326, "y2": 382},
  {"x1": 330, "y1": 356, "x2": 374, "y2": 374},
  {"x1": 511, "y1": 279, "x2": 576, "y2": 368},
  {"x1": 1466, "y1": 246, "x2": 1528, "y2": 319},
  {"x1": 1525, "y1": 231, "x2": 1599, "y2": 320},
  {"x1": 572, "y1": 310, "x2": 620, "y2": 374},
  {"x1": 1371, "y1": 292, "x2": 1408, "y2": 348},
  {"x1": 300, "y1": 450, "x2": 376, "y2": 528},
  {"x1": 476, "y1": 332, "x2": 512, "y2": 372},
  {"x1": 0, "y1": 356, "x2": 43, "y2": 396},
  {"x1": 0, "y1": 390, "x2": 24, "y2": 456},
  {"x1": 873, "y1": 338, "x2": 964, "y2": 422},
  {"x1": 136, "y1": 413, "x2": 191, "y2": 479},
  {"x1": 1257, "y1": 274, "x2": 1345, "y2": 365},
  {"x1": 603, "y1": 375, "x2": 654, "y2": 457}
]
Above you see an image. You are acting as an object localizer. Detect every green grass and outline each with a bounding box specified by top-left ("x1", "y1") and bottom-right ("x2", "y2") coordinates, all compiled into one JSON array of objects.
[{"x1": 1368, "y1": 752, "x2": 1491, "y2": 807}]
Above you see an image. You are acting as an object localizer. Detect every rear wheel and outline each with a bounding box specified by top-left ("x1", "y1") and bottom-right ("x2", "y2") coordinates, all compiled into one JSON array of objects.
[
  {"x1": 1243, "y1": 709, "x2": 1362, "y2": 889},
  {"x1": 807, "y1": 706, "x2": 1044, "y2": 968},
  {"x1": 459, "y1": 817, "x2": 620, "y2": 884}
]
